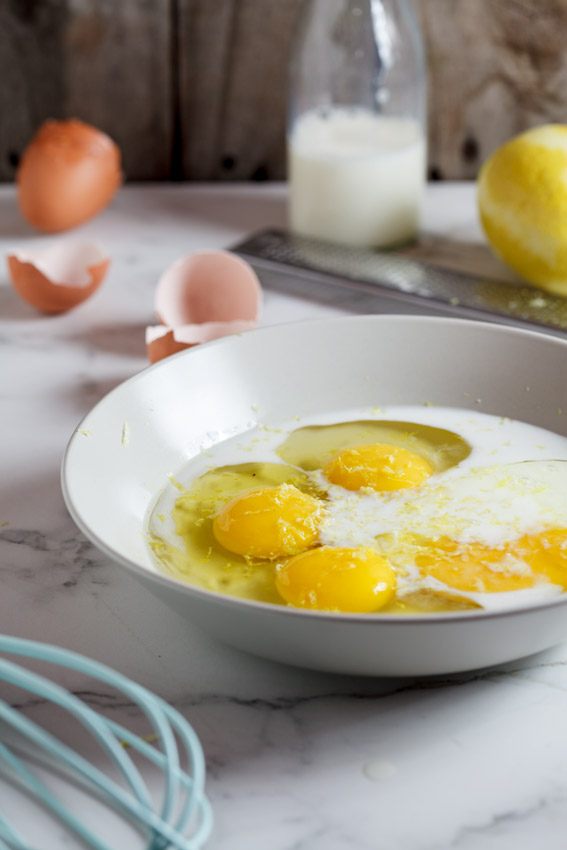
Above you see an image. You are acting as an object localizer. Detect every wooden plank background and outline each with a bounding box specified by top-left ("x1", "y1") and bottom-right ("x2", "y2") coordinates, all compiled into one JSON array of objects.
[{"x1": 2, "y1": 0, "x2": 567, "y2": 182}]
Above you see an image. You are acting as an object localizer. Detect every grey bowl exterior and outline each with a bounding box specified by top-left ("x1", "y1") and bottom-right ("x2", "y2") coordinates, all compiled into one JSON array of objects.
[{"x1": 62, "y1": 315, "x2": 567, "y2": 676}]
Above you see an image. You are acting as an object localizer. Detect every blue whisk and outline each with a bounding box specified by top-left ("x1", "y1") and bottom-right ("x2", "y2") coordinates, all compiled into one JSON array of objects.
[{"x1": 0, "y1": 636, "x2": 212, "y2": 850}]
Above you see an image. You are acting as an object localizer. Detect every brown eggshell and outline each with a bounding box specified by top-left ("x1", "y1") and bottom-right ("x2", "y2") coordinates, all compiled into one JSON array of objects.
[
  {"x1": 146, "y1": 320, "x2": 257, "y2": 364},
  {"x1": 17, "y1": 119, "x2": 122, "y2": 233},
  {"x1": 154, "y1": 251, "x2": 262, "y2": 327},
  {"x1": 7, "y1": 242, "x2": 110, "y2": 314}
]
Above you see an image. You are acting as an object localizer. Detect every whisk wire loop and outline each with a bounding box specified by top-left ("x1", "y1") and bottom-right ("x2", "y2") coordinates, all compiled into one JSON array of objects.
[
  {"x1": 0, "y1": 739, "x2": 113, "y2": 850},
  {"x1": 0, "y1": 658, "x2": 153, "y2": 808},
  {"x1": 0, "y1": 807, "x2": 29, "y2": 850},
  {"x1": 0, "y1": 636, "x2": 212, "y2": 850},
  {"x1": 0, "y1": 638, "x2": 204, "y2": 833},
  {"x1": 0, "y1": 698, "x2": 177, "y2": 848}
]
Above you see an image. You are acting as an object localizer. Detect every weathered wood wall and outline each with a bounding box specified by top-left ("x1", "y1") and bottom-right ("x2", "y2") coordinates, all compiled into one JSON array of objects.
[
  {"x1": 416, "y1": 0, "x2": 567, "y2": 180},
  {"x1": 2, "y1": 0, "x2": 567, "y2": 182}
]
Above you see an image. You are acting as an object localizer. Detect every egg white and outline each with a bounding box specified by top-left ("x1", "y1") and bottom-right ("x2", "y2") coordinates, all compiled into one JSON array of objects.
[{"x1": 319, "y1": 460, "x2": 567, "y2": 549}]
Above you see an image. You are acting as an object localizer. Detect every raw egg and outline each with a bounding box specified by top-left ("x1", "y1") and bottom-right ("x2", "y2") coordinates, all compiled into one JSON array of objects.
[
  {"x1": 323, "y1": 443, "x2": 433, "y2": 491},
  {"x1": 275, "y1": 546, "x2": 396, "y2": 613},
  {"x1": 146, "y1": 251, "x2": 262, "y2": 363},
  {"x1": 17, "y1": 119, "x2": 122, "y2": 233},
  {"x1": 212, "y1": 484, "x2": 322, "y2": 559},
  {"x1": 7, "y1": 241, "x2": 110, "y2": 314}
]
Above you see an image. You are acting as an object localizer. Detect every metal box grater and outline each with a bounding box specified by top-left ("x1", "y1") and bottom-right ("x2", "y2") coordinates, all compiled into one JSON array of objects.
[{"x1": 231, "y1": 228, "x2": 567, "y2": 338}]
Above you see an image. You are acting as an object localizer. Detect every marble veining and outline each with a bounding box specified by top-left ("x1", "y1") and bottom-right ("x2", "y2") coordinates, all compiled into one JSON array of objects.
[
  {"x1": 0, "y1": 183, "x2": 566, "y2": 849},
  {"x1": 0, "y1": 526, "x2": 109, "y2": 594}
]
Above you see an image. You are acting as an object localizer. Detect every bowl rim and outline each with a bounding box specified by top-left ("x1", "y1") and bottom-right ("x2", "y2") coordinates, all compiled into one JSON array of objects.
[{"x1": 61, "y1": 313, "x2": 567, "y2": 626}]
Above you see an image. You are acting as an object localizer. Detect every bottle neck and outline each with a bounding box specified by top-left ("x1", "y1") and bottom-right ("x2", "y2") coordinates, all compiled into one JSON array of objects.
[{"x1": 289, "y1": 0, "x2": 426, "y2": 129}]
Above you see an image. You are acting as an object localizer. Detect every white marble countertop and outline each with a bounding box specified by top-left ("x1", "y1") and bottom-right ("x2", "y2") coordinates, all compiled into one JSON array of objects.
[{"x1": 1, "y1": 182, "x2": 566, "y2": 849}]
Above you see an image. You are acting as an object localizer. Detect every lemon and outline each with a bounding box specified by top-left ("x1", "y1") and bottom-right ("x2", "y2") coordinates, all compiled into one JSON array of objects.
[{"x1": 477, "y1": 124, "x2": 567, "y2": 295}]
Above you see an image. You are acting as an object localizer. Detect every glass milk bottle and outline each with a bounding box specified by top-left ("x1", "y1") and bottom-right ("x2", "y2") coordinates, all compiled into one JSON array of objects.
[{"x1": 287, "y1": 0, "x2": 427, "y2": 248}]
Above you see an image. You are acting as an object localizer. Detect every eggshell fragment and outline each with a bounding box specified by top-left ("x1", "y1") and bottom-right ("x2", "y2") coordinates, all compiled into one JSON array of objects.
[
  {"x1": 17, "y1": 119, "x2": 122, "y2": 233},
  {"x1": 147, "y1": 250, "x2": 262, "y2": 362},
  {"x1": 146, "y1": 320, "x2": 257, "y2": 364},
  {"x1": 7, "y1": 242, "x2": 110, "y2": 314},
  {"x1": 154, "y1": 251, "x2": 262, "y2": 327}
]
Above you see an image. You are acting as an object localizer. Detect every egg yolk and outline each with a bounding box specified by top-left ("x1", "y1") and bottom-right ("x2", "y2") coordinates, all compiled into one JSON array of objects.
[
  {"x1": 212, "y1": 484, "x2": 322, "y2": 559},
  {"x1": 518, "y1": 529, "x2": 567, "y2": 589},
  {"x1": 275, "y1": 546, "x2": 396, "y2": 612},
  {"x1": 416, "y1": 530, "x2": 567, "y2": 593},
  {"x1": 416, "y1": 537, "x2": 535, "y2": 593},
  {"x1": 323, "y1": 443, "x2": 433, "y2": 492}
]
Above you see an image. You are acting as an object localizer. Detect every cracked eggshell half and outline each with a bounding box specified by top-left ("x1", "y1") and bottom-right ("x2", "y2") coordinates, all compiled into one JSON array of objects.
[
  {"x1": 7, "y1": 241, "x2": 111, "y2": 314},
  {"x1": 146, "y1": 250, "x2": 262, "y2": 362},
  {"x1": 146, "y1": 320, "x2": 258, "y2": 364}
]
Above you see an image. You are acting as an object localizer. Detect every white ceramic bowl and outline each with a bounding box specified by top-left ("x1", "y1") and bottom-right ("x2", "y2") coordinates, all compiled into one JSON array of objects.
[{"x1": 62, "y1": 315, "x2": 567, "y2": 676}]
